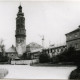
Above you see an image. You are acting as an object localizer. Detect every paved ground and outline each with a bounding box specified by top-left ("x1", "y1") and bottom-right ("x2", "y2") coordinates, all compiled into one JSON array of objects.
[{"x1": 0, "y1": 65, "x2": 76, "y2": 79}]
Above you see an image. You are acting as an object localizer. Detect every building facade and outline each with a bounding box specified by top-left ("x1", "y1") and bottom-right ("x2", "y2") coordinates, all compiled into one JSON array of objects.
[
  {"x1": 65, "y1": 26, "x2": 80, "y2": 51},
  {"x1": 6, "y1": 45, "x2": 18, "y2": 60},
  {"x1": 15, "y1": 5, "x2": 26, "y2": 55},
  {"x1": 26, "y1": 42, "x2": 43, "y2": 59},
  {"x1": 44, "y1": 45, "x2": 66, "y2": 58}
]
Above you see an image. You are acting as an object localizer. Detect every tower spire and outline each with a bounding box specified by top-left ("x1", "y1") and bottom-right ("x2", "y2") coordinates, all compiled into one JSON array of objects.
[
  {"x1": 19, "y1": 0, "x2": 21, "y2": 5},
  {"x1": 18, "y1": 5, "x2": 22, "y2": 12},
  {"x1": 20, "y1": 1, "x2": 21, "y2": 5},
  {"x1": 18, "y1": 0, "x2": 22, "y2": 13},
  {"x1": 17, "y1": 2, "x2": 24, "y2": 16}
]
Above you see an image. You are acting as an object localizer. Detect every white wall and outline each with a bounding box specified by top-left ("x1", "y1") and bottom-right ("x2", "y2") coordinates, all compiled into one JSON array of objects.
[{"x1": 11, "y1": 59, "x2": 39, "y2": 65}]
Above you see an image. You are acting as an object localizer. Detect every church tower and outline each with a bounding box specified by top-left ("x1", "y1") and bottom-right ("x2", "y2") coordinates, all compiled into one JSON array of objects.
[{"x1": 15, "y1": 5, "x2": 26, "y2": 55}]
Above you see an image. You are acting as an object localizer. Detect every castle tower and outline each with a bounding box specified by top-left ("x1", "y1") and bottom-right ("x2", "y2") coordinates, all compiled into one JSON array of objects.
[{"x1": 15, "y1": 5, "x2": 26, "y2": 55}]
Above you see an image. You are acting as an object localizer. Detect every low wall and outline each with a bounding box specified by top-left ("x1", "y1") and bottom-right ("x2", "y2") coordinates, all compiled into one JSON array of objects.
[{"x1": 11, "y1": 59, "x2": 39, "y2": 65}]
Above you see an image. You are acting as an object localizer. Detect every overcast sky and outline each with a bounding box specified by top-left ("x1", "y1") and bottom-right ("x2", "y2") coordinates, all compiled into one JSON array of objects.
[{"x1": 0, "y1": 1, "x2": 80, "y2": 49}]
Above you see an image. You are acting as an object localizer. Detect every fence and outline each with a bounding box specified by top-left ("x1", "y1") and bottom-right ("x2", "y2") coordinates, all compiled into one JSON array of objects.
[{"x1": 11, "y1": 59, "x2": 39, "y2": 65}]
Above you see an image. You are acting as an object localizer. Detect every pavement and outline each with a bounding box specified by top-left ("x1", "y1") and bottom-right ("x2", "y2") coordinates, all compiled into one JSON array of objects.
[{"x1": 0, "y1": 65, "x2": 75, "y2": 79}]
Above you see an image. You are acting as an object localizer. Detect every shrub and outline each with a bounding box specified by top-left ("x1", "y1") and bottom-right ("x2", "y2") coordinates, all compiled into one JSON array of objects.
[
  {"x1": 0, "y1": 69, "x2": 8, "y2": 78},
  {"x1": 20, "y1": 52, "x2": 31, "y2": 60},
  {"x1": 0, "y1": 53, "x2": 9, "y2": 62},
  {"x1": 39, "y1": 52, "x2": 50, "y2": 63},
  {"x1": 52, "y1": 47, "x2": 77, "y2": 64}
]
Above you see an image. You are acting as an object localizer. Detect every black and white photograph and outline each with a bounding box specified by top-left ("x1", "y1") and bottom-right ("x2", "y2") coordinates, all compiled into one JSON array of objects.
[{"x1": 0, "y1": 0, "x2": 80, "y2": 79}]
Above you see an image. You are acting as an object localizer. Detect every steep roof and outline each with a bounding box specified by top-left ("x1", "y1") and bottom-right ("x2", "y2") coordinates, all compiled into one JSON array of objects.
[
  {"x1": 6, "y1": 45, "x2": 16, "y2": 53},
  {"x1": 26, "y1": 42, "x2": 43, "y2": 48},
  {"x1": 65, "y1": 26, "x2": 80, "y2": 36},
  {"x1": 65, "y1": 28, "x2": 79, "y2": 35}
]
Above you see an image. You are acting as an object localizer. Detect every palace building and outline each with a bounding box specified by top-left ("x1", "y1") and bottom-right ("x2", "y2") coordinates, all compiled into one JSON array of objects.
[
  {"x1": 65, "y1": 25, "x2": 80, "y2": 51},
  {"x1": 43, "y1": 45, "x2": 66, "y2": 58},
  {"x1": 6, "y1": 45, "x2": 18, "y2": 60}
]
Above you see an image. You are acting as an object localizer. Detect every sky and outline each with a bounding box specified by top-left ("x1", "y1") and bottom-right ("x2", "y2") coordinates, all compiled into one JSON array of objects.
[{"x1": 0, "y1": 0, "x2": 80, "y2": 49}]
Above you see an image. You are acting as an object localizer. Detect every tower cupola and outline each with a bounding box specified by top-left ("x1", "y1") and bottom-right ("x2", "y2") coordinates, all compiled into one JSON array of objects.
[
  {"x1": 19, "y1": 5, "x2": 22, "y2": 12},
  {"x1": 17, "y1": 4, "x2": 24, "y2": 16}
]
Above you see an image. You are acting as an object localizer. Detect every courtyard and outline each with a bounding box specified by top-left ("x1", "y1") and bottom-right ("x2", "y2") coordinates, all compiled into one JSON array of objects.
[{"x1": 0, "y1": 65, "x2": 76, "y2": 79}]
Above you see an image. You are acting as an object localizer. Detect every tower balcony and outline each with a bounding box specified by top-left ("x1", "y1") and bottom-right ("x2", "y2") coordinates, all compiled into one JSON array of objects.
[
  {"x1": 15, "y1": 34, "x2": 26, "y2": 37},
  {"x1": 15, "y1": 30, "x2": 26, "y2": 37}
]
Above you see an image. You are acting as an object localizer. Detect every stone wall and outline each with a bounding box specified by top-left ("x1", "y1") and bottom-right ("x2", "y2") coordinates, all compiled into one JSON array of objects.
[{"x1": 11, "y1": 59, "x2": 39, "y2": 65}]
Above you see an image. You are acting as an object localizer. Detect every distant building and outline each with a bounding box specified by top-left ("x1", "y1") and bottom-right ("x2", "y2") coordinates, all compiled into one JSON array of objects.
[
  {"x1": 26, "y1": 42, "x2": 43, "y2": 59},
  {"x1": 26, "y1": 42, "x2": 43, "y2": 52},
  {"x1": 65, "y1": 26, "x2": 80, "y2": 51},
  {"x1": 6, "y1": 45, "x2": 18, "y2": 60},
  {"x1": 44, "y1": 45, "x2": 66, "y2": 57}
]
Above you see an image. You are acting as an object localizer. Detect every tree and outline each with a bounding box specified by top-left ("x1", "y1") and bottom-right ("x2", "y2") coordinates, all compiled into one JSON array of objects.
[
  {"x1": 0, "y1": 39, "x2": 9, "y2": 62},
  {"x1": 52, "y1": 47, "x2": 76, "y2": 63},
  {"x1": 39, "y1": 50, "x2": 50, "y2": 63},
  {"x1": 0, "y1": 39, "x2": 5, "y2": 55}
]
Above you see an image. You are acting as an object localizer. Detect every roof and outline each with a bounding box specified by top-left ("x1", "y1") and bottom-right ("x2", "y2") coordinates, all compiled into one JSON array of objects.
[
  {"x1": 6, "y1": 45, "x2": 16, "y2": 53},
  {"x1": 26, "y1": 42, "x2": 43, "y2": 48},
  {"x1": 45, "y1": 45, "x2": 67, "y2": 50},
  {"x1": 30, "y1": 49, "x2": 42, "y2": 53},
  {"x1": 26, "y1": 42, "x2": 43, "y2": 52},
  {"x1": 65, "y1": 27, "x2": 79, "y2": 36},
  {"x1": 53, "y1": 45, "x2": 66, "y2": 49}
]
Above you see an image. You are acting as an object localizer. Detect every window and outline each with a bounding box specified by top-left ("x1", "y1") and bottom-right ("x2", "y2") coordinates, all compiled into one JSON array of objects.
[
  {"x1": 70, "y1": 44, "x2": 72, "y2": 47},
  {"x1": 56, "y1": 49, "x2": 57, "y2": 52},
  {"x1": 51, "y1": 49, "x2": 52, "y2": 53},
  {"x1": 48, "y1": 50, "x2": 49, "y2": 53},
  {"x1": 75, "y1": 43, "x2": 78, "y2": 49},
  {"x1": 69, "y1": 36, "x2": 72, "y2": 39},
  {"x1": 52, "y1": 49, "x2": 54, "y2": 52},
  {"x1": 49, "y1": 49, "x2": 51, "y2": 53},
  {"x1": 59, "y1": 49, "x2": 61, "y2": 52},
  {"x1": 61, "y1": 48, "x2": 63, "y2": 52},
  {"x1": 57, "y1": 49, "x2": 59, "y2": 52},
  {"x1": 46, "y1": 51, "x2": 48, "y2": 54},
  {"x1": 75, "y1": 34, "x2": 78, "y2": 37}
]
